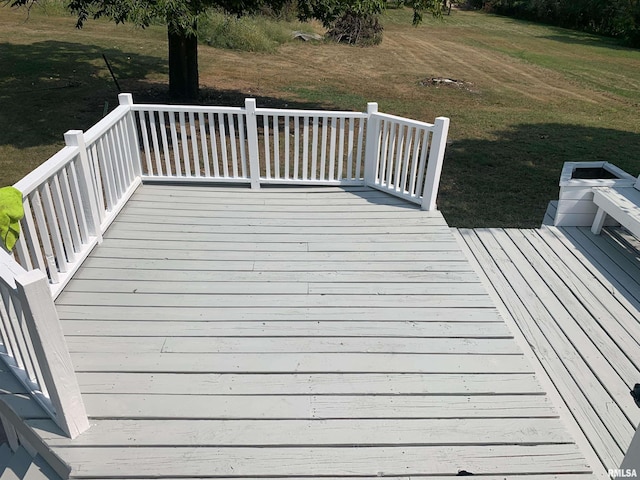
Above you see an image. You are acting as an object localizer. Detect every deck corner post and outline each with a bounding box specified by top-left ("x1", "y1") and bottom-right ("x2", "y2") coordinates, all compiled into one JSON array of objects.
[
  {"x1": 15, "y1": 269, "x2": 90, "y2": 439},
  {"x1": 364, "y1": 102, "x2": 379, "y2": 187},
  {"x1": 421, "y1": 116, "x2": 450, "y2": 211},
  {"x1": 245, "y1": 98, "x2": 261, "y2": 189},
  {"x1": 64, "y1": 130, "x2": 104, "y2": 243},
  {"x1": 118, "y1": 93, "x2": 134, "y2": 106}
]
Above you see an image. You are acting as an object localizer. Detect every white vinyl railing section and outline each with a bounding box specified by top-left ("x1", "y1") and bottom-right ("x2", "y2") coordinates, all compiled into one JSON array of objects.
[
  {"x1": 0, "y1": 250, "x2": 89, "y2": 439},
  {"x1": 2, "y1": 93, "x2": 449, "y2": 439},
  {"x1": 133, "y1": 99, "x2": 370, "y2": 187},
  {"x1": 365, "y1": 109, "x2": 450, "y2": 210}
]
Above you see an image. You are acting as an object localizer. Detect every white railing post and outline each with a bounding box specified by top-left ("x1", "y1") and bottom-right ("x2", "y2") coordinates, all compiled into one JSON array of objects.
[
  {"x1": 421, "y1": 117, "x2": 450, "y2": 211},
  {"x1": 14, "y1": 269, "x2": 90, "y2": 439},
  {"x1": 245, "y1": 98, "x2": 261, "y2": 189},
  {"x1": 119, "y1": 93, "x2": 143, "y2": 178},
  {"x1": 64, "y1": 130, "x2": 103, "y2": 243},
  {"x1": 363, "y1": 102, "x2": 379, "y2": 187}
]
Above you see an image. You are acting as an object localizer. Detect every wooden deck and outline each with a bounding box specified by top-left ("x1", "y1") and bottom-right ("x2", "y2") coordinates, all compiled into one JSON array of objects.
[
  {"x1": 457, "y1": 211, "x2": 640, "y2": 474},
  {"x1": 30, "y1": 185, "x2": 594, "y2": 479}
]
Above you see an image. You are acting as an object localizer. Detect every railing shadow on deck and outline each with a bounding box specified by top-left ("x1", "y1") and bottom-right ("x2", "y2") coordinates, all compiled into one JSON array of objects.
[{"x1": 553, "y1": 226, "x2": 640, "y2": 312}]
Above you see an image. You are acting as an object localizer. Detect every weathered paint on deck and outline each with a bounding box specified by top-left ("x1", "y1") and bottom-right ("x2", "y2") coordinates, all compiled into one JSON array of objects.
[
  {"x1": 43, "y1": 185, "x2": 594, "y2": 479},
  {"x1": 457, "y1": 221, "x2": 640, "y2": 475}
]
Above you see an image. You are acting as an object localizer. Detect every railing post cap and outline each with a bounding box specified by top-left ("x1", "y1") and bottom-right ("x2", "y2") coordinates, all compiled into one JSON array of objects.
[
  {"x1": 15, "y1": 268, "x2": 48, "y2": 288},
  {"x1": 367, "y1": 102, "x2": 378, "y2": 114},
  {"x1": 63, "y1": 130, "x2": 84, "y2": 146},
  {"x1": 118, "y1": 93, "x2": 134, "y2": 105}
]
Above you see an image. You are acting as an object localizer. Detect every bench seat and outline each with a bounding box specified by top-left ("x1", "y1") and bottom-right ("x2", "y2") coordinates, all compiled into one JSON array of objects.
[{"x1": 591, "y1": 185, "x2": 640, "y2": 238}]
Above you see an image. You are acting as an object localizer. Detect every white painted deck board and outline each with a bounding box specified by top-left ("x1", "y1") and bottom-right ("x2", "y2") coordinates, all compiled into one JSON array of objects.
[
  {"x1": 50, "y1": 185, "x2": 593, "y2": 480},
  {"x1": 457, "y1": 225, "x2": 640, "y2": 474},
  {"x1": 30, "y1": 417, "x2": 570, "y2": 447},
  {"x1": 65, "y1": 336, "x2": 520, "y2": 354},
  {"x1": 46, "y1": 445, "x2": 593, "y2": 478},
  {"x1": 74, "y1": 372, "x2": 545, "y2": 395}
]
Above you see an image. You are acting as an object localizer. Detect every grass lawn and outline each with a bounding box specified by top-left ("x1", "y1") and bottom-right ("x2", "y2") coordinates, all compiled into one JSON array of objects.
[{"x1": 1, "y1": 5, "x2": 639, "y2": 227}]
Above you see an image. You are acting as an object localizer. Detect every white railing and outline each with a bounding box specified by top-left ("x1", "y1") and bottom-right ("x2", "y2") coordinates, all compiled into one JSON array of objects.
[
  {"x1": 133, "y1": 99, "x2": 371, "y2": 187},
  {"x1": 0, "y1": 250, "x2": 88, "y2": 439},
  {"x1": 2, "y1": 93, "x2": 449, "y2": 439},
  {"x1": 12, "y1": 94, "x2": 142, "y2": 298},
  {"x1": 253, "y1": 104, "x2": 367, "y2": 185},
  {"x1": 365, "y1": 109, "x2": 450, "y2": 210}
]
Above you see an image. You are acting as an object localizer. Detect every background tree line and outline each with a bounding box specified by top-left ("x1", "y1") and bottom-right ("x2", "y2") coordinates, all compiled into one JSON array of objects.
[{"x1": 467, "y1": 0, "x2": 640, "y2": 46}]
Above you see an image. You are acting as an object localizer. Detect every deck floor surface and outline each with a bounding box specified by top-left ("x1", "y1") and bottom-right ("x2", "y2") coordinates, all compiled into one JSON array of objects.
[
  {"x1": 41, "y1": 185, "x2": 594, "y2": 479},
  {"x1": 457, "y1": 208, "x2": 640, "y2": 474}
]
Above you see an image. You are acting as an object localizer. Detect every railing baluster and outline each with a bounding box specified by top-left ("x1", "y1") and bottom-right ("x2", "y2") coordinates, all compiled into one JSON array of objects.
[
  {"x1": 263, "y1": 115, "x2": 271, "y2": 180},
  {"x1": 199, "y1": 112, "x2": 211, "y2": 177},
  {"x1": 337, "y1": 118, "x2": 345, "y2": 180},
  {"x1": 347, "y1": 118, "x2": 355, "y2": 180},
  {"x1": 13, "y1": 234, "x2": 32, "y2": 271},
  {"x1": 228, "y1": 114, "x2": 239, "y2": 178},
  {"x1": 409, "y1": 127, "x2": 421, "y2": 196},
  {"x1": 320, "y1": 117, "x2": 328, "y2": 181},
  {"x1": 179, "y1": 111, "x2": 191, "y2": 176},
  {"x1": 137, "y1": 110, "x2": 153, "y2": 175},
  {"x1": 328, "y1": 117, "x2": 337, "y2": 181},
  {"x1": 39, "y1": 184, "x2": 67, "y2": 273},
  {"x1": 169, "y1": 112, "x2": 182, "y2": 176},
  {"x1": 238, "y1": 113, "x2": 248, "y2": 178},
  {"x1": 49, "y1": 176, "x2": 76, "y2": 262},
  {"x1": 294, "y1": 117, "x2": 300, "y2": 180},
  {"x1": 87, "y1": 145, "x2": 106, "y2": 222},
  {"x1": 58, "y1": 169, "x2": 82, "y2": 254},
  {"x1": 356, "y1": 118, "x2": 365, "y2": 180},
  {"x1": 311, "y1": 116, "x2": 319, "y2": 181},
  {"x1": 273, "y1": 115, "x2": 280, "y2": 180},
  {"x1": 208, "y1": 113, "x2": 220, "y2": 178},
  {"x1": 0, "y1": 286, "x2": 20, "y2": 365},
  {"x1": 67, "y1": 162, "x2": 90, "y2": 244},
  {"x1": 400, "y1": 126, "x2": 414, "y2": 194},
  {"x1": 149, "y1": 112, "x2": 163, "y2": 176},
  {"x1": 302, "y1": 116, "x2": 309, "y2": 181},
  {"x1": 414, "y1": 129, "x2": 430, "y2": 198},
  {"x1": 218, "y1": 113, "x2": 228, "y2": 177},
  {"x1": 160, "y1": 112, "x2": 172, "y2": 176},
  {"x1": 393, "y1": 124, "x2": 406, "y2": 191},
  {"x1": 284, "y1": 116, "x2": 290, "y2": 179},
  {"x1": 115, "y1": 119, "x2": 133, "y2": 185},
  {"x1": 189, "y1": 112, "x2": 201, "y2": 177}
]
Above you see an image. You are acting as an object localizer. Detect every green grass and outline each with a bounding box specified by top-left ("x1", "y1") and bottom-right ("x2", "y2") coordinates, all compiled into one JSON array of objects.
[
  {"x1": 199, "y1": 10, "x2": 318, "y2": 53},
  {"x1": 1, "y1": 4, "x2": 639, "y2": 227}
]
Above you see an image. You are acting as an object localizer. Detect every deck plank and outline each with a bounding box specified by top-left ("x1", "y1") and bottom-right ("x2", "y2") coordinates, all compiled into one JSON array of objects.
[
  {"x1": 457, "y1": 225, "x2": 640, "y2": 473},
  {"x1": 30, "y1": 417, "x2": 570, "y2": 446},
  {"x1": 54, "y1": 445, "x2": 592, "y2": 477},
  {"x1": 74, "y1": 372, "x2": 545, "y2": 395}
]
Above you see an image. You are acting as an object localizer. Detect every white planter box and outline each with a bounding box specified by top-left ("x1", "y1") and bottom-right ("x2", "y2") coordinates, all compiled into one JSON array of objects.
[{"x1": 554, "y1": 161, "x2": 636, "y2": 227}]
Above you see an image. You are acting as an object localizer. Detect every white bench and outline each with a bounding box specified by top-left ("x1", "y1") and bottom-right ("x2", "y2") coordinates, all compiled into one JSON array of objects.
[{"x1": 591, "y1": 175, "x2": 640, "y2": 238}]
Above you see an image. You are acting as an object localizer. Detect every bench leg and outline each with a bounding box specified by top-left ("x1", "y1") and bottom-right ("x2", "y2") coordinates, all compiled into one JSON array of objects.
[{"x1": 591, "y1": 207, "x2": 607, "y2": 234}]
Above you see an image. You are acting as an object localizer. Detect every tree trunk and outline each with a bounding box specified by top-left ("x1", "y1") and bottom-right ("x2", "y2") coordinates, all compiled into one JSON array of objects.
[{"x1": 168, "y1": 24, "x2": 199, "y2": 100}]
